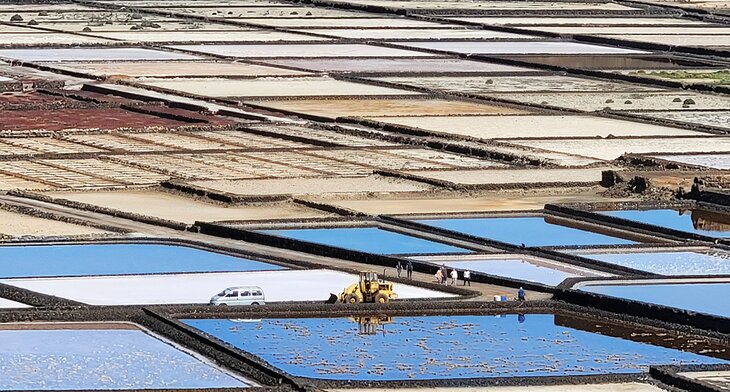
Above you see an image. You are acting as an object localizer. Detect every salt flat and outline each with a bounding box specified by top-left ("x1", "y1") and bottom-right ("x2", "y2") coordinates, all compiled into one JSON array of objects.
[{"x1": 0, "y1": 269, "x2": 454, "y2": 305}]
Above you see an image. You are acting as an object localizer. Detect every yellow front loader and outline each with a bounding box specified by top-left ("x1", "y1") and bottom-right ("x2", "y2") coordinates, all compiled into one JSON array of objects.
[{"x1": 339, "y1": 271, "x2": 398, "y2": 304}]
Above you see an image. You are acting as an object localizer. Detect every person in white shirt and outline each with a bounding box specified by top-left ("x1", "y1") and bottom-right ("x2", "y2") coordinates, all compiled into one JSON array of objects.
[
  {"x1": 450, "y1": 269, "x2": 458, "y2": 286},
  {"x1": 463, "y1": 270, "x2": 471, "y2": 286}
]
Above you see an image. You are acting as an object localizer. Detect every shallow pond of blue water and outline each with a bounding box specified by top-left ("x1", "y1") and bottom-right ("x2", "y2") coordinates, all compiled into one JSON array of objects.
[
  {"x1": 0, "y1": 328, "x2": 246, "y2": 390},
  {"x1": 259, "y1": 227, "x2": 470, "y2": 254},
  {"x1": 183, "y1": 314, "x2": 725, "y2": 381},
  {"x1": 0, "y1": 243, "x2": 283, "y2": 278},
  {"x1": 577, "y1": 250, "x2": 730, "y2": 276},
  {"x1": 601, "y1": 209, "x2": 730, "y2": 238},
  {"x1": 582, "y1": 282, "x2": 730, "y2": 318},
  {"x1": 416, "y1": 217, "x2": 636, "y2": 247},
  {"x1": 437, "y1": 258, "x2": 590, "y2": 286}
]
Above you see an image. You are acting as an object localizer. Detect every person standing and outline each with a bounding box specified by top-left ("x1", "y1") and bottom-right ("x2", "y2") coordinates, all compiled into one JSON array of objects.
[
  {"x1": 518, "y1": 287, "x2": 526, "y2": 301},
  {"x1": 463, "y1": 269, "x2": 471, "y2": 286},
  {"x1": 450, "y1": 269, "x2": 458, "y2": 286},
  {"x1": 435, "y1": 269, "x2": 443, "y2": 284},
  {"x1": 396, "y1": 260, "x2": 403, "y2": 278},
  {"x1": 440, "y1": 264, "x2": 447, "y2": 285},
  {"x1": 406, "y1": 260, "x2": 413, "y2": 279}
]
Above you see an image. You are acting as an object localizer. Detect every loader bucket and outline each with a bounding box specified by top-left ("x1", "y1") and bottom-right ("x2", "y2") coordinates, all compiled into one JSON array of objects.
[{"x1": 326, "y1": 293, "x2": 338, "y2": 304}]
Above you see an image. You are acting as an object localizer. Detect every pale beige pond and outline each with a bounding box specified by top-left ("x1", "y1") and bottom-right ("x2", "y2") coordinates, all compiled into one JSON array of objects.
[
  {"x1": 598, "y1": 34, "x2": 730, "y2": 46},
  {"x1": 297, "y1": 28, "x2": 536, "y2": 40},
  {"x1": 490, "y1": 91, "x2": 730, "y2": 111},
  {"x1": 534, "y1": 26, "x2": 730, "y2": 34},
  {"x1": 508, "y1": 137, "x2": 730, "y2": 160},
  {"x1": 190, "y1": 175, "x2": 434, "y2": 196},
  {"x1": 0, "y1": 208, "x2": 109, "y2": 237},
  {"x1": 138, "y1": 76, "x2": 421, "y2": 97},
  {"x1": 245, "y1": 98, "x2": 529, "y2": 118},
  {"x1": 45, "y1": 190, "x2": 332, "y2": 223},
  {"x1": 404, "y1": 167, "x2": 611, "y2": 186},
  {"x1": 48, "y1": 61, "x2": 309, "y2": 78},
  {"x1": 93, "y1": 30, "x2": 329, "y2": 43},
  {"x1": 169, "y1": 43, "x2": 433, "y2": 58},
  {"x1": 234, "y1": 17, "x2": 440, "y2": 28},
  {"x1": 375, "y1": 75, "x2": 659, "y2": 93},
  {"x1": 0, "y1": 33, "x2": 111, "y2": 45},
  {"x1": 366, "y1": 115, "x2": 701, "y2": 139},
  {"x1": 449, "y1": 16, "x2": 711, "y2": 26},
  {"x1": 393, "y1": 41, "x2": 648, "y2": 55},
  {"x1": 260, "y1": 58, "x2": 534, "y2": 74}
]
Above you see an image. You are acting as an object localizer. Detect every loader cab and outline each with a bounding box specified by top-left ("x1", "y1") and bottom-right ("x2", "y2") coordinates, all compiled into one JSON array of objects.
[{"x1": 210, "y1": 286, "x2": 265, "y2": 306}]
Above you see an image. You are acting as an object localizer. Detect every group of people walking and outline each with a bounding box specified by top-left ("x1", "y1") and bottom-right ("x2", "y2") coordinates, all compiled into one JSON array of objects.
[
  {"x1": 395, "y1": 261, "x2": 526, "y2": 300},
  {"x1": 395, "y1": 261, "x2": 470, "y2": 286},
  {"x1": 434, "y1": 264, "x2": 471, "y2": 286}
]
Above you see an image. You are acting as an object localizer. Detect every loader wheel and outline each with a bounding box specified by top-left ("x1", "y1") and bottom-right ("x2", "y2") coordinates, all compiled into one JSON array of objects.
[
  {"x1": 375, "y1": 293, "x2": 389, "y2": 304},
  {"x1": 345, "y1": 294, "x2": 360, "y2": 304}
]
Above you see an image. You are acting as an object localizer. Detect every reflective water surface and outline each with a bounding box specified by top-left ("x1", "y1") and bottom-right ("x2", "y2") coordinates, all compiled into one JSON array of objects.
[
  {"x1": 260, "y1": 227, "x2": 470, "y2": 254},
  {"x1": 184, "y1": 314, "x2": 726, "y2": 381}
]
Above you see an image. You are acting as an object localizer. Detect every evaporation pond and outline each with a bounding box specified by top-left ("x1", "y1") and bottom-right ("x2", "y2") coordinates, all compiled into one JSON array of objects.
[
  {"x1": 0, "y1": 326, "x2": 248, "y2": 390},
  {"x1": 431, "y1": 256, "x2": 604, "y2": 286},
  {"x1": 183, "y1": 314, "x2": 726, "y2": 381},
  {"x1": 582, "y1": 282, "x2": 730, "y2": 318},
  {"x1": 0, "y1": 243, "x2": 283, "y2": 278},
  {"x1": 575, "y1": 250, "x2": 730, "y2": 275},
  {"x1": 602, "y1": 209, "x2": 730, "y2": 238},
  {"x1": 416, "y1": 217, "x2": 635, "y2": 246},
  {"x1": 259, "y1": 227, "x2": 469, "y2": 254}
]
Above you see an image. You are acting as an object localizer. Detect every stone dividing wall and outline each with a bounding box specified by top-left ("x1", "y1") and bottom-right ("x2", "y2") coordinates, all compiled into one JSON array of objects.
[{"x1": 651, "y1": 365, "x2": 729, "y2": 392}]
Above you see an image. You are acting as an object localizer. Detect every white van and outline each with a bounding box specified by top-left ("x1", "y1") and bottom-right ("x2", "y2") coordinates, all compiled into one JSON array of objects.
[{"x1": 209, "y1": 286, "x2": 265, "y2": 306}]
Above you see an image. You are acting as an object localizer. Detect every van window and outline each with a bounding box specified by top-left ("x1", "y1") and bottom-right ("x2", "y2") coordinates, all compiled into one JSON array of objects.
[
  {"x1": 253, "y1": 290, "x2": 263, "y2": 296},
  {"x1": 226, "y1": 291, "x2": 238, "y2": 298},
  {"x1": 242, "y1": 291, "x2": 250, "y2": 297}
]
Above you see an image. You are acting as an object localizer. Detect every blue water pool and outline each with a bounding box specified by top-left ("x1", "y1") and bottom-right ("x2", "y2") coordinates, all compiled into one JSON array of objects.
[
  {"x1": 436, "y1": 258, "x2": 595, "y2": 286},
  {"x1": 259, "y1": 227, "x2": 469, "y2": 254},
  {"x1": 0, "y1": 243, "x2": 283, "y2": 278},
  {"x1": 183, "y1": 314, "x2": 725, "y2": 381},
  {"x1": 601, "y1": 209, "x2": 730, "y2": 238},
  {"x1": 582, "y1": 282, "x2": 730, "y2": 318},
  {"x1": 577, "y1": 250, "x2": 730, "y2": 275},
  {"x1": 416, "y1": 217, "x2": 635, "y2": 247},
  {"x1": 0, "y1": 327, "x2": 247, "y2": 390}
]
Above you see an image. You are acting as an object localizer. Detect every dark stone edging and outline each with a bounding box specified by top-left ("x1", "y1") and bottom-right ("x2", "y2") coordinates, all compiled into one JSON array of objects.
[
  {"x1": 161, "y1": 180, "x2": 291, "y2": 204},
  {"x1": 651, "y1": 365, "x2": 728, "y2": 392}
]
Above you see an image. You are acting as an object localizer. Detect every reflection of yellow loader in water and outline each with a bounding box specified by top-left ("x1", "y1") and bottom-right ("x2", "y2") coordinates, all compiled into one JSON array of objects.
[
  {"x1": 350, "y1": 315, "x2": 393, "y2": 335},
  {"x1": 339, "y1": 271, "x2": 398, "y2": 304}
]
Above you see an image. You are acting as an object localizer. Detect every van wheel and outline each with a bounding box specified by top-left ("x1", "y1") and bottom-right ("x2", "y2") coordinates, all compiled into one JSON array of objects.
[
  {"x1": 219, "y1": 303, "x2": 227, "y2": 306},
  {"x1": 251, "y1": 302, "x2": 259, "y2": 306}
]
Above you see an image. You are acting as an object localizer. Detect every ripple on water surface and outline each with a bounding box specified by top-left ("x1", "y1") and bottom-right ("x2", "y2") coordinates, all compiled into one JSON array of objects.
[{"x1": 183, "y1": 314, "x2": 726, "y2": 380}]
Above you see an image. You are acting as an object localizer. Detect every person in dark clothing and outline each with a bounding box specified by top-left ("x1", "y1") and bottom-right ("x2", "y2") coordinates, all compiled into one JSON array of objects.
[
  {"x1": 406, "y1": 261, "x2": 413, "y2": 279},
  {"x1": 440, "y1": 264, "x2": 447, "y2": 284},
  {"x1": 518, "y1": 287, "x2": 526, "y2": 301},
  {"x1": 463, "y1": 269, "x2": 471, "y2": 286}
]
